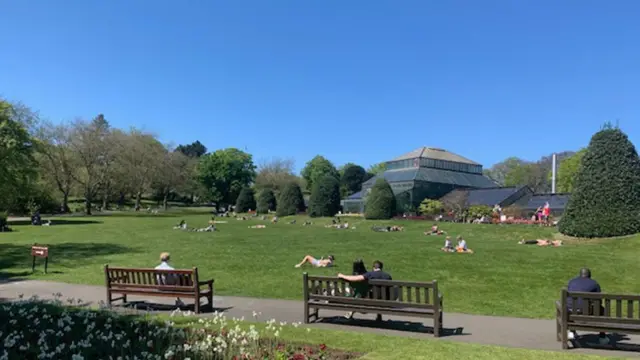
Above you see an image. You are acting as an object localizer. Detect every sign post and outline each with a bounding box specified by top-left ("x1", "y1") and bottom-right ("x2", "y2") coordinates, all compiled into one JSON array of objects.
[{"x1": 31, "y1": 244, "x2": 49, "y2": 274}]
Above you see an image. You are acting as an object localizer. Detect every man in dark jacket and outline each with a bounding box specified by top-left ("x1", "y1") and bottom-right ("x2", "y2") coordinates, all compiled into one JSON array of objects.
[{"x1": 566, "y1": 268, "x2": 608, "y2": 344}]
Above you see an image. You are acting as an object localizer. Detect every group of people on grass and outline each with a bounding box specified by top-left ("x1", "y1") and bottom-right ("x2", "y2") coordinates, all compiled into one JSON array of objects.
[{"x1": 172, "y1": 220, "x2": 216, "y2": 232}]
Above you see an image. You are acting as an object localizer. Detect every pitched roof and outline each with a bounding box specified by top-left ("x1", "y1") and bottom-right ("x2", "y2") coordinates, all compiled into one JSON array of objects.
[
  {"x1": 362, "y1": 168, "x2": 496, "y2": 188},
  {"x1": 440, "y1": 186, "x2": 530, "y2": 207},
  {"x1": 517, "y1": 193, "x2": 571, "y2": 211},
  {"x1": 391, "y1": 147, "x2": 480, "y2": 165}
]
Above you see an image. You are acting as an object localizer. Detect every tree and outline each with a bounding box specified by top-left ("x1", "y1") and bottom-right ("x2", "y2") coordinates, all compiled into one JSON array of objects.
[
  {"x1": 550, "y1": 149, "x2": 586, "y2": 193},
  {"x1": 367, "y1": 162, "x2": 387, "y2": 176},
  {"x1": 36, "y1": 121, "x2": 77, "y2": 212},
  {"x1": 301, "y1": 155, "x2": 339, "y2": 192},
  {"x1": 254, "y1": 157, "x2": 300, "y2": 195},
  {"x1": 364, "y1": 178, "x2": 396, "y2": 220},
  {"x1": 484, "y1": 157, "x2": 524, "y2": 186},
  {"x1": 419, "y1": 199, "x2": 443, "y2": 216},
  {"x1": 176, "y1": 140, "x2": 207, "y2": 158},
  {"x1": 197, "y1": 148, "x2": 256, "y2": 209},
  {"x1": 559, "y1": 127, "x2": 640, "y2": 238},
  {"x1": 235, "y1": 187, "x2": 256, "y2": 212},
  {"x1": 68, "y1": 114, "x2": 115, "y2": 215},
  {"x1": 276, "y1": 182, "x2": 305, "y2": 216},
  {"x1": 503, "y1": 162, "x2": 548, "y2": 193},
  {"x1": 256, "y1": 189, "x2": 277, "y2": 214},
  {"x1": 440, "y1": 189, "x2": 469, "y2": 221},
  {"x1": 152, "y1": 148, "x2": 191, "y2": 210},
  {"x1": 340, "y1": 163, "x2": 367, "y2": 196},
  {"x1": 0, "y1": 101, "x2": 37, "y2": 212},
  {"x1": 308, "y1": 174, "x2": 341, "y2": 217}
]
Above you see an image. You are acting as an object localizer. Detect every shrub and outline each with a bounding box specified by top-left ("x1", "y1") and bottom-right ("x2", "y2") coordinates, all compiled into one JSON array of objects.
[
  {"x1": 308, "y1": 174, "x2": 341, "y2": 217},
  {"x1": 364, "y1": 178, "x2": 396, "y2": 220},
  {"x1": 276, "y1": 182, "x2": 305, "y2": 216},
  {"x1": 0, "y1": 211, "x2": 8, "y2": 231},
  {"x1": 468, "y1": 205, "x2": 493, "y2": 219},
  {"x1": 235, "y1": 187, "x2": 256, "y2": 213},
  {"x1": 419, "y1": 199, "x2": 443, "y2": 216},
  {"x1": 559, "y1": 127, "x2": 640, "y2": 238},
  {"x1": 256, "y1": 189, "x2": 277, "y2": 214}
]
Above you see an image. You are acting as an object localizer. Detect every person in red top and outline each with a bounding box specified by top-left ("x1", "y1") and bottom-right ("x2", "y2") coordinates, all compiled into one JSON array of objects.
[{"x1": 542, "y1": 202, "x2": 551, "y2": 223}]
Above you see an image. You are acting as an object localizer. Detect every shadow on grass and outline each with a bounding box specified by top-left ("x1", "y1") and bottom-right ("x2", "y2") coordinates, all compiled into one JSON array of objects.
[
  {"x1": 0, "y1": 242, "x2": 138, "y2": 281},
  {"x1": 8, "y1": 219, "x2": 103, "y2": 226},
  {"x1": 572, "y1": 333, "x2": 640, "y2": 353},
  {"x1": 317, "y1": 316, "x2": 466, "y2": 338},
  {"x1": 119, "y1": 301, "x2": 232, "y2": 314}
]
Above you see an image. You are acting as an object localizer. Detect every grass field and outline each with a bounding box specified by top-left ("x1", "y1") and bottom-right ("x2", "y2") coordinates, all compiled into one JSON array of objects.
[{"x1": 2, "y1": 212, "x2": 640, "y2": 319}]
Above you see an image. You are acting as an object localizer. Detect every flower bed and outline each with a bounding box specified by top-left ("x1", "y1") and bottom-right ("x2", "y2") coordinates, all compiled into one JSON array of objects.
[{"x1": 0, "y1": 295, "x2": 361, "y2": 360}]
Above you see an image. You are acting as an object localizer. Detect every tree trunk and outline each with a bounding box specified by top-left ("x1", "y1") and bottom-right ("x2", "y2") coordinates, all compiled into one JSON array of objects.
[
  {"x1": 61, "y1": 192, "x2": 70, "y2": 213},
  {"x1": 163, "y1": 191, "x2": 169, "y2": 210},
  {"x1": 85, "y1": 191, "x2": 92, "y2": 215},
  {"x1": 118, "y1": 192, "x2": 125, "y2": 209},
  {"x1": 102, "y1": 196, "x2": 108, "y2": 211},
  {"x1": 135, "y1": 191, "x2": 142, "y2": 210}
]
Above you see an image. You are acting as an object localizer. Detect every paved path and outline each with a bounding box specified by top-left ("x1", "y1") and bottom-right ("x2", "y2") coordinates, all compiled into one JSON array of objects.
[{"x1": 1, "y1": 280, "x2": 639, "y2": 358}]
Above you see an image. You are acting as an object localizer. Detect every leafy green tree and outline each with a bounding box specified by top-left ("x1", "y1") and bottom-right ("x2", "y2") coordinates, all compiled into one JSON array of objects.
[
  {"x1": 235, "y1": 187, "x2": 256, "y2": 212},
  {"x1": 256, "y1": 189, "x2": 277, "y2": 214},
  {"x1": 176, "y1": 140, "x2": 207, "y2": 158},
  {"x1": 419, "y1": 199, "x2": 443, "y2": 216},
  {"x1": 468, "y1": 205, "x2": 493, "y2": 219},
  {"x1": 559, "y1": 127, "x2": 640, "y2": 238},
  {"x1": 548, "y1": 149, "x2": 586, "y2": 193},
  {"x1": 367, "y1": 162, "x2": 387, "y2": 176},
  {"x1": 0, "y1": 101, "x2": 37, "y2": 212},
  {"x1": 301, "y1": 155, "x2": 339, "y2": 192},
  {"x1": 197, "y1": 148, "x2": 256, "y2": 209},
  {"x1": 340, "y1": 163, "x2": 367, "y2": 196},
  {"x1": 276, "y1": 182, "x2": 305, "y2": 216},
  {"x1": 364, "y1": 178, "x2": 396, "y2": 219},
  {"x1": 308, "y1": 175, "x2": 341, "y2": 217}
]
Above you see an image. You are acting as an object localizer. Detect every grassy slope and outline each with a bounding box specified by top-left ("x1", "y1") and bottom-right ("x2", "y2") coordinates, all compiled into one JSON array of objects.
[{"x1": 2, "y1": 213, "x2": 640, "y2": 319}]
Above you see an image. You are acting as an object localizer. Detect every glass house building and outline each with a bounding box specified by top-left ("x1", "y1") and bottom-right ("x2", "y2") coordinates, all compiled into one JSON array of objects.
[{"x1": 342, "y1": 147, "x2": 497, "y2": 213}]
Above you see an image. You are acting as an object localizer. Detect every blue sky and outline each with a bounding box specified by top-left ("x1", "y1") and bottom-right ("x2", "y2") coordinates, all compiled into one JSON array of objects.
[{"x1": 1, "y1": 1, "x2": 639, "y2": 172}]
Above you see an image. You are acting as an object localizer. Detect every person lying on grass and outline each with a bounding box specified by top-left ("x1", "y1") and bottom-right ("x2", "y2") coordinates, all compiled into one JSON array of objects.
[
  {"x1": 425, "y1": 224, "x2": 445, "y2": 235},
  {"x1": 173, "y1": 220, "x2": 187, "y2": 230},
  {"x1": 371, "y1": 225, "x2": 403, "y2": 232},
  {"x1": 248, "y1": 224, "x2": 266, "y2": 229},
  {"x1": 441, "y1": 236, "x2": 454, "y2": 252},
  {"x1": 518, "y1": 239, "x2": 563, "y2": 247},
  {"x1": 338, "y1": 260, "x2": 392, "y2": 322},
  {"x1": 456, "y1": 235, "x2": 474, "y2": 253},
  {"x1": 303, "y1": 221, "x2": 313, "y2": 226},
  {"x1": 295, "y1": 255, "x2": 335, "y2": 268},
  {"x1": 289, "y1": 219, "x2": 297, "y2": 224},
  {"x1": 326, "y1": 222, "x2": 349, "y2": 229}
]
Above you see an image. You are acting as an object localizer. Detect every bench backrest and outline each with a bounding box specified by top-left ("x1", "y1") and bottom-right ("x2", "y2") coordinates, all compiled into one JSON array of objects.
[
  {"x1": 104, "y1": 265, "x2": 199, "y2": 290},
  {"x1": 561, "y1": 288, "x2": 640, "y2": 324},
  {"x1": 303, "y1": 273, "x2": 442, "y2": 310}
]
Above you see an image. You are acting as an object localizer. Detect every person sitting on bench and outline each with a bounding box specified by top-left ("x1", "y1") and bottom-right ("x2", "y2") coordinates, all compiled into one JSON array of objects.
[
  {"x1": 518, "y1": 239, "x2": 563, "y2": 247},
  {"x1": 441, "y1": 236, "x2": 454, "y2": 252},
  {"x1": 344, "y1": 259, "x2": 371, "y2": 319},
  {"x1": 338, "y1": 260, "x2": 392, "y2": 321},
  {"x1": 565, "y1": 268, "x2": 609, "y2": 344},
  {"x1": 425, "y1": 225, "x2": 445, "y2": 235},
  {"x1": 155, "y1": 252, "x2": 185, "y2": 307},
  {"x1": 295, "y1": 255, "x2": 335, "y2": 268}
]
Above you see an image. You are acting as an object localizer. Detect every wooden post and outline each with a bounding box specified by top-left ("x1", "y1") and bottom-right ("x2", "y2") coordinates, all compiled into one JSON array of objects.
[
  {"x1": 104, "y1": 265, "x2": 112, "y2": 307},
  {"x1": 433, "y1": 280, "x2": 442, "y2": 337},
  {"x1": 303, "y1": 272, "x2": 309, "y2": 323},
  {"x1": 560, "y1": 288, "x2": 569, "y2": 349},
  {"x1": 193, "y1": 267, "x2": 201, "y2": 314}
]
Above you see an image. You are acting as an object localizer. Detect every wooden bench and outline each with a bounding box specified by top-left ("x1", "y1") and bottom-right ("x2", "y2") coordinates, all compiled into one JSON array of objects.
[
  {"x1": 104, "y1": 265, "x2": 214, "y2": 313},
  {"x1": 556, "y1": 288, "x2": 640, "y2": 349},
  {"x1": 303, "y1": 273, "x2": 443, "y2": 337}
]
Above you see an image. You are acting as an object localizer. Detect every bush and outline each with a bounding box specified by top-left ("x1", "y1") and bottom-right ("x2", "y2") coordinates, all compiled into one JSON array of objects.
[
  {"x1": 235, "y1": 187, "x2": 256, "y2": 213},
  {"x1": 559, "y1": 127, "x2": 640, "y2": 238},
  {"x1": 276, "y1": 182, "x2": 305, "y2": 216},
  {"x1": 468, "y1": 205, "x2": 493, "y2": 219},
  {"x1": 308, "y1": 174, "x2": 341, "y2": 217},
  {"x1": 364, "y1": 178, "x2": 396, "y2": 220},
  {"x1": 256, "y1": 189, "x2": 277, "y2": 214},
  {"x1": 419, "y1": 199, "x2": 443, "y2": 216},
  {"x1": 0, "y1": 211, "x2": 8, "y2": 231}
]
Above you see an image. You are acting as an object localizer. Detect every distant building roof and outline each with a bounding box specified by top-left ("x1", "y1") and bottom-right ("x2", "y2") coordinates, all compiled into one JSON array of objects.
[
  {"x1": 346, "y1": 190, "x2": 364, "y2": 200},
  {"x1": 391, "y1": 147, "x2": 480, "y2": 165},
  {"x1": 362, "y1": 168, "x2": 496, "y2": 189},
  {"x1": 517, "y1": 193, "x2": 571, "y2": 211}
]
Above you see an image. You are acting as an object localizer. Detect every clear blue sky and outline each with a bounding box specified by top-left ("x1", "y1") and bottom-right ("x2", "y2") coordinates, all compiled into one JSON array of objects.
[{"x1": 2, "y1": 1, "x2": 639, "y2": 172}]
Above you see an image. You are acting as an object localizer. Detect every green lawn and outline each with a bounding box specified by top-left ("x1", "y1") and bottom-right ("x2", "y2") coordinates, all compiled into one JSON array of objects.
[{"x1": 2, "y1": 213, "x2": 640, "y2": 319}]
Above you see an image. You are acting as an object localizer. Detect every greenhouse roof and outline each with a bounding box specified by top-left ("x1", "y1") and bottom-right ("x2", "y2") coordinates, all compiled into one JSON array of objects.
[
  {"x1": 391, "y1": 147, "x2": 480, "y2": 165},
  {"x1": 362, "y1": 168, "x2": 496, "y2": 188},
  {"x1": 516, "y1": 193, "x2": 571, "y2": 211},
  {"x1": 440, "y1": 186, "x2": 531, "y2": 207}
]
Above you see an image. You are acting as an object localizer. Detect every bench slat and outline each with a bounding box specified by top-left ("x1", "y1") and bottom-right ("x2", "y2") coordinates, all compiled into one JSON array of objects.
[
  {"x1": 570, "y1": 315, "x2": 640, "y2": 325},
  {"x1": 108, "y1": 267, "x2": 196, "y2": 275},
  {"x1": 110, "y1": 283, "x2": 195, "y2": 292},
  {"x1": 415, "y1": 286, "x2": 421, "y2": 303},
  {"x1": 309, "y1": 294, "x2": 436, "y2": 310},
  {"x1": 308, "y1": 302, "x2": 437, "y2": 318}
]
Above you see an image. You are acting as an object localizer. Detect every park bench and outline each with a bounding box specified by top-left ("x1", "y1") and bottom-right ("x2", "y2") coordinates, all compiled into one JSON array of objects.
[
  {"x1": 104, "y1": 265, "x2": 214, "y2": 313},
  {"x1": 302, "y1": 273, "x2": 443, "y2": 337},
  {"x1": 556, "y1": 288, "x2": 640, "y2": 349}
]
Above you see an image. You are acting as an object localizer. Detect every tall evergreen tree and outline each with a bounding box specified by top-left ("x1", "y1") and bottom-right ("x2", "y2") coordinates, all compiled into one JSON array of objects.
[
  {"x1": 364, "y1": 178, "x2": 396, "y2": 220},
  {"x1": 276, "y1": 182, "x2": 305, "y2": 216},
  {"x1": 309, "y1": 174, "x2": 341, "y2": 217}
]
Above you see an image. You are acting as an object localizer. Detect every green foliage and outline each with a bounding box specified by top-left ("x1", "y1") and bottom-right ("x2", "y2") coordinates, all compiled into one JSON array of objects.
[
  {"x1": 176, "y1": 140, "x2": 207, "y2": 158},
  {"x1": 468, "y1": 205, "x2": 493, "y2": 219},
  {"x1": 308, "y1": 175, "x2": 341, "y2": 217},
  {"x1": 340, "y1": 163, "x2": 367, "y2": 196},
  {"x1": 197, "y1": 148, "x2": 256, "y2": 208},
  {"x1": 364, "y1": 178, "x2": 396, "y2": 219},
  {"x1": 276, "y1": 182, "x2": 305, "y2": 216},
  {"x1": 367, "y1": 162, "x2": 387, "y2": 176},
  {"x1": 0, "y1": 211, "x2": 7, "y2": 230},
  {"x1": 256, "y1": 189, "x2": 277, "y2": 214},
  {"x1": 559, "y1": 128, "x2": 640, "y2": 238},
  {"x1": 301, "y1": 155, "x2": 339, "y2": 192},
  {"x1": 235, "y1": 187, "x2": 256, "y2": 212},
  {"x1": 419, "y1": 199, "x2": 443, "y2": 216},
  {"x1": 549, "y1": 149, "x2": 586, "y2": 193}
]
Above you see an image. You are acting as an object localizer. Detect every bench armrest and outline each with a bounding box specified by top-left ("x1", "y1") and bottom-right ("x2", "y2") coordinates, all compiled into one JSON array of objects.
[
  {"x1": 198, "y1": 279, "x2": 214, "y2": 287},
  {"x1": 555, "y1": 300, "x2": 561, "y2": 310}
]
